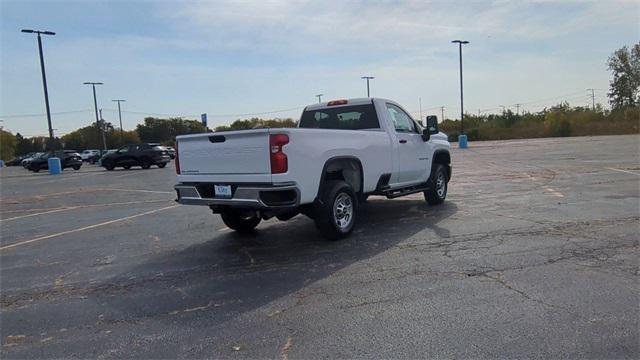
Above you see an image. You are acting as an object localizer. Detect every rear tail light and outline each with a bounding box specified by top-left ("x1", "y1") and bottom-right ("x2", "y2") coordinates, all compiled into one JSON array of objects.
[
  {"x1": 269, "y1": 134, "x2": 289, "y2": 174},
  {"x1": 175, "y1": 141, "x2": 180, "y2": 174}
]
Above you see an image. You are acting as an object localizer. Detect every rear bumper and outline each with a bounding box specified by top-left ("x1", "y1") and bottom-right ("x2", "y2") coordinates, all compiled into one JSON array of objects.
[
  {"x1": 174, "y1": 182, "x2": 299, "y2": 209},
  {"x1": 153, "y1": 155, "x2": 171, "y2": 164}
]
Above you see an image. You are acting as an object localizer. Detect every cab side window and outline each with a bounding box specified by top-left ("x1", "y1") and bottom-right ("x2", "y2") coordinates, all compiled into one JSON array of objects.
[{"x1": 386, "y1": 103, "x2": 417, "y2": 133}]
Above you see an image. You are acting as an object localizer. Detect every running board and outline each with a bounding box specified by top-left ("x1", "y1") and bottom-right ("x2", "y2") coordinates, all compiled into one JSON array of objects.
[{"x1": 383, "y1": 183, "x2": 430, "y2": 199}]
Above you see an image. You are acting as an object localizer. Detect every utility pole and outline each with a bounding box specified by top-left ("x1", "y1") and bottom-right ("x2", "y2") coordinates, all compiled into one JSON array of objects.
[
  {"x1": 587, "y1": 88, "x2": 596, "y2": 110},
  {"x1": 419, "y1": 97, "x2": 423, "y2": 121},
  {"x1": 83, "y1": 82, "x2": 106, "y2": 150},
  {"x1": 99, "y1": 109, "x2": 107, "y2": 149},
  {"x1": 315, "y1": 94, "x2": 323, "y2": 103},
  {"x1": 21, "y1": 29, "x2": 56, "y2": 147},
  {"x1": 112, "y1": 99, "x2": 126, "y2": 138},
  {"x1": 451, "y1": 40, "x2": 469, "y2": 134},
  {"x1": 440, "y1": 106, "x2": 445, "y2": 121},
  {"x1": 361, "y1": 76, "x2": 374, "y2": 97},
  {"x1": 500, "y1": 105, "x2": 507, "y2": 113},
  {"x1": 515, "y1": 103, "x2": 521, "y2": 115}
]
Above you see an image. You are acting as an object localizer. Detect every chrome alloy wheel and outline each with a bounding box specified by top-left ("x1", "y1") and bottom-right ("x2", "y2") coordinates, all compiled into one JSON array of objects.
[
  {"x1": 333, "y1": 193, "x2": 354, "y2": 230},
  {"x1": 436, "y1": 171, "x2": 446, "y2": 198}
]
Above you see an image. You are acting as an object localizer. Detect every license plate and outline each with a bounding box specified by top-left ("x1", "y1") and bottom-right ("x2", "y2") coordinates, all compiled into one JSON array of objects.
[{"x1": 214, "y1": 185, "x2": 232, "y2": 198}]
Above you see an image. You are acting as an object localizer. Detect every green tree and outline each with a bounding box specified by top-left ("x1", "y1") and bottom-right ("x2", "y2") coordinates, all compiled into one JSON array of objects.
[
  {"x1": 214, "y1": 117, "x2": 297, "y2": 132},
  {"x1": 0, "y1": 129, "x2": 17, "y2": 161},
  {"x1": 136, "y1": 117, "x2": 208, "y2": 144},
  {"x1": 14, "y1": 133, "x2": 33, "y2": 155},
  {"x1": 608, "y1": 43, "x2": 640, "y2": 109}
]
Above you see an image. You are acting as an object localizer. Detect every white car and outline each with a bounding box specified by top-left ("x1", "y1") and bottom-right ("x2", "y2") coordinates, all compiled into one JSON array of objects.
[
  {"x1": 21, "y1": 152, "x2": 44, "y2": 168},
  {"x1": 175, "y1": 98, "x2": 451, "y2": 239},
  {"x1": 80, "y1": 149, "x2": 100, "y2": 161}
]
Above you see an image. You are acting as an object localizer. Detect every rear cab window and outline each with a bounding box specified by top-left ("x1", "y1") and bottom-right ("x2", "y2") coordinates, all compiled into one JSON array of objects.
[{"x1": 299, "y1": 104, "x2": 379, "y2": 130}]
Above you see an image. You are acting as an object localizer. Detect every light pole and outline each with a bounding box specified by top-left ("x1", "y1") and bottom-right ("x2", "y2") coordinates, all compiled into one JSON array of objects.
[
  {"x1": 315, "y1": 94, "x2": 323, "y2": 103},
  {"x1": 112, "y1": 99, "x2": 126, "y2": 138},
  {"x1": 451, "y1": 40, "x2": 469, "y2": 135},
  {"x1": 361, "y1": 76, "x2": 374, "y2": 97},
  {"x1": 83, "y1": 82, "x2": 106, "y2": 150},
  {"x1": 21, "y1": 29, "x2": 56, "y2": 147}
]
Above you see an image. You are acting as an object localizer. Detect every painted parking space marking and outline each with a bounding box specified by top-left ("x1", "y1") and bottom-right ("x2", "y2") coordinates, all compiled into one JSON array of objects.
[
  {"x1": 605, "y1": 167, "x2": 640, "y2": 176},
  {"x1": 1, "y1": 199, "x2": 173, "y2": 222},
  {"x1": 0, "y1": 205, "x2": 180, "y2": 252},
  {"x1": 1, "y1": 187, "x2": 173, "y2": 204},
  {"x1": 544, "y1": 187, "x2": 565, "y2": 198}
]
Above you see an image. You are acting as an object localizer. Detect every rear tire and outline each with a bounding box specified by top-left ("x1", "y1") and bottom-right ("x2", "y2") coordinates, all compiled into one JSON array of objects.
[
  {"x1": 220, "y1": 209, "x2": 261, "y2": 233},
  {"x1": 104, "y1": 161, "x2": 115, "y2": 171},
  {"x1": 314, "y1": 180, "x2": 357, "y2": 240},
  {"x1": 140, "y1": 158, "x2": 151, "y2": 169},
  {"x1": 424, "y1": 164, "x2": 448, "y2": 205},
  {"x1": 72, "y1": 165, "x2": 81, "y2": 170},
  {"x1": 157, "y1": 163, "x2": 167, "y2": 168}
]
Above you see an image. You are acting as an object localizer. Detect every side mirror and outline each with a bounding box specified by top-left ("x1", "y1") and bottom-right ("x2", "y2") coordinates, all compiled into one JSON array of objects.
[
  {"x1": 422, "y1": 115, "x2": 439, "y2": 141},
  {"x1": 426, "y1": 115, "x2": 439, "y2": 134}
]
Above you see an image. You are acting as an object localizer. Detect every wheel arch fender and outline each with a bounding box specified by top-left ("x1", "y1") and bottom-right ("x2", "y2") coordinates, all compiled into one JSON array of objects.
[
  {"x1": 432, "y1": 149, "x2": 451, "y2": 180},
  {"x1": 316, "y1": 156, "x2": 364, "y2": 200}
]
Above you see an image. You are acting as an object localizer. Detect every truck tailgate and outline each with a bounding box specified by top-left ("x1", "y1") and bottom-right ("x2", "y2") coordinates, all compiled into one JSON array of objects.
[{"x1": 178, "y1": 129, "x2": 270, "y2": 175}]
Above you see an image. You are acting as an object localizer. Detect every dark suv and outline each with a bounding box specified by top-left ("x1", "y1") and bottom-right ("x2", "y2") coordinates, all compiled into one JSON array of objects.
[
  {"x1": 28, "y1": 151, "x2": 83, "y2": 172},
  {"x1": 100, "y1": 143, "x2": 171, "y2": 170}
]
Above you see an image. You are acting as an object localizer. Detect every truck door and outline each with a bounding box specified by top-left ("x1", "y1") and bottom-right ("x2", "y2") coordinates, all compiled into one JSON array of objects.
[{"x1": 385, "y1": 103, "x2": 430, "y2": 185}]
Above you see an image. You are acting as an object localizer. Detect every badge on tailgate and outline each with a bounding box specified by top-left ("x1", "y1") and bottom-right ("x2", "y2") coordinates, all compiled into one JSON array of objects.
[{"x1": 214, "y1": 184, "x2": 232, "y2": 198}]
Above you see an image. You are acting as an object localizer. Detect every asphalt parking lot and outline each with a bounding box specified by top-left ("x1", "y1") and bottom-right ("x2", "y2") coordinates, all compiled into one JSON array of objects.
[{"x1": 1, "y1": 134, "x2": 638, "y2": 358}]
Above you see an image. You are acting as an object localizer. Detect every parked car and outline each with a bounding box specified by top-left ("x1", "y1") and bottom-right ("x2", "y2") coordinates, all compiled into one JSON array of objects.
[
  {"x1": 100, "y1": 143, "x2": 171, "y2": 170},
  {"x1": 6, "y1": 155, "x2": 27, "y2": 166},
  {"x1": 174, "y1": 98, "x2": 451, "y2": 240},
  {"x1": 21, "y1": 152, "x2": 44, "y2": 168},
  {"x1": 81, "y1": 149, "x2": 101, "y2": 162},
  {"x1": 28, "y1": 151, "x2": 83, "y2": 172},
  {"x1": 165, "y1": 146, "x2": 176, "y2": 159},
  {"x1": 87, "y1": 149, "x2": 112, "y2": 164}
]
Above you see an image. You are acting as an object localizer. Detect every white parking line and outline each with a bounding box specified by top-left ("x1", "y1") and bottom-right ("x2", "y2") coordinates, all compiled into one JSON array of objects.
[
  {"x1": 1, "y1": 199, "x2": 173, "y2": 222},
  {"x1": 605, "y1": 167, "x2": 640, "y2": 176},
  {"x1": 0, "y1": 205, "x2": 180, "y2": 252},
  {"x1": 1, "y1": 188, "x2": 174, "y2": 204},
  {"x1": 544, "y1": 187, "x2": 565, "y2": 198},
  {"x1": 100, "y1": 188, "x2": 174, "y2": 194}
]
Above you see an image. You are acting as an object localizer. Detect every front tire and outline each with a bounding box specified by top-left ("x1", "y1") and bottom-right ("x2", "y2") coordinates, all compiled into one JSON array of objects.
[
  {"x1": 140, "y1": 158, "x2": 151, "y2": 169},
  {"x1": 424, "y1": 164, "x2": 448, "y2": 205},
  {"x1": 314, "y1": 180, "x2": 357, "y2": 240},
  {"x1": 220, "y1": 209, "x2": 261, "y2": 233},
  {"x1": 72, "y1": 165, "x2": 81, "y2": 170},
  {"x1": 103, "y1": 161, "x2": 115, "y2": 171},
  {"x1": 157, "y1": 163, "x2": 167, "y2": 168}
]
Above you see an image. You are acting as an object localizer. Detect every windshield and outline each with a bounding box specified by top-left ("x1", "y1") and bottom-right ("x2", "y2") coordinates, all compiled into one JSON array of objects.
[{"x1": 299, "y1": 104, "x2": 379, "y2": 130}]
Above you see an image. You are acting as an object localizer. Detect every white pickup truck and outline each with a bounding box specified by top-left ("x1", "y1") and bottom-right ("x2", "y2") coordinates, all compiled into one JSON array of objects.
[{"x1": 175, "y1": 98, "x2": 451, "y2": 239}]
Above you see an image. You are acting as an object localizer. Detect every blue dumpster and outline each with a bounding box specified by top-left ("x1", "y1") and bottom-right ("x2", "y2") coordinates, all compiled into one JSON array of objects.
[
  {"x1": 458, "y1": 134, "x2": 468, "y2": 149},
  {"x1": 0, "y1": 160, "x2": 4, "y2": 168},
  {"x1": 48, "y1": 157, "x2": 62, "y2": 175}
]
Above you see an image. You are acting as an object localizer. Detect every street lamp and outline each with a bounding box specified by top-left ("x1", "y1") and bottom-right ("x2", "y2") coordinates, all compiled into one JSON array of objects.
[
  {"x1": 21, "y1": 29, "x2": 56, "y2": 147},
  {"x1": 83, "y1": 82, "x2": 106, "y2": 150},
  {"x1": 361, "y1": 76, "x2": 374, "y2": 97},
  {"x1": 315, "y1": 94, "x2": 323, "y2": 103},
  {"x1": 112, "y1": 99, "x2": 126, "y2": 139},
  {"x1": 451, "y1": 40, "x2": 469, "y2": 138}
]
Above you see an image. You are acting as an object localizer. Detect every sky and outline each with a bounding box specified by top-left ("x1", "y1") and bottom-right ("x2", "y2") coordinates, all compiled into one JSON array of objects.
[{"x1": 1, "y1": 0, "x2": 638, "y2": 137}]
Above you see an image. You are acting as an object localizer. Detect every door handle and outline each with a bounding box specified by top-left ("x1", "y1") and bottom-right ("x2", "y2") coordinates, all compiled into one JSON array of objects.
[{"x1": 399, "y1": 139, "x2": 407, "y2": 144}]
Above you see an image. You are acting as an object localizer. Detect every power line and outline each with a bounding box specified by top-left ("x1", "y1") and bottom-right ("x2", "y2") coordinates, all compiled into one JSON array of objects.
[{"x1": 0, "y1": 109, "x2": 92, "y2": 118}]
